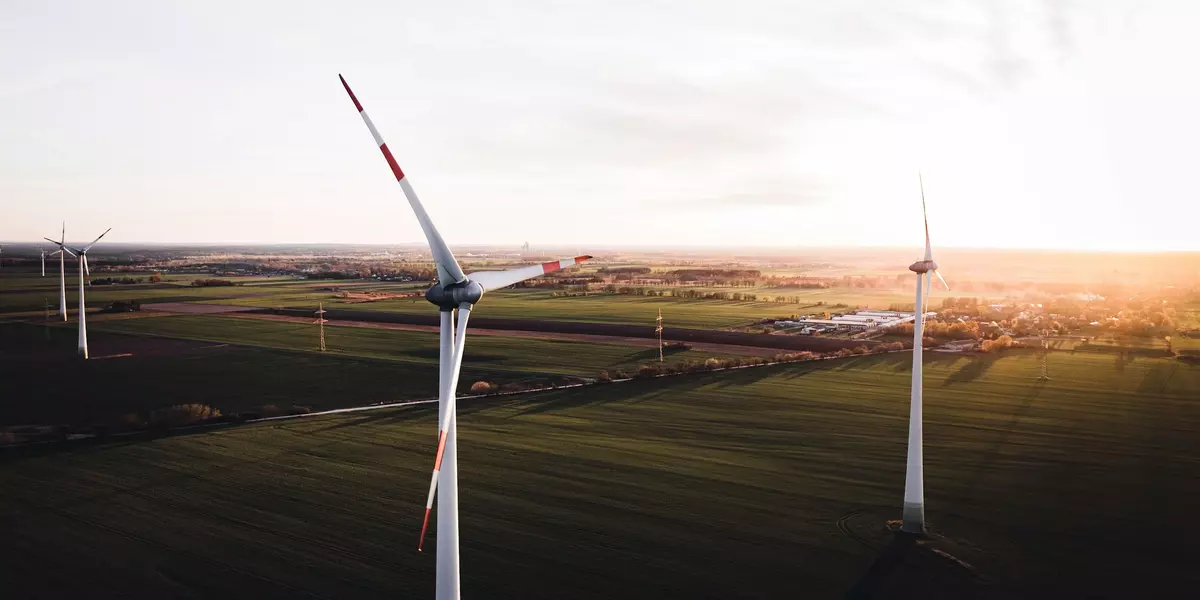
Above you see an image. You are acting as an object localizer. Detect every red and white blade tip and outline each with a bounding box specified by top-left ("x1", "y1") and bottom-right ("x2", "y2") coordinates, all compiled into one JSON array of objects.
[
  {"x1": 338, "y1": 74, "x2": 363, "y2": 113},
  {"x1": 418, "y1": 508, "x2": 432, "y2": 552},
  {"x1": 540, "y1": 255, "x2": 593, "y2": 275}
]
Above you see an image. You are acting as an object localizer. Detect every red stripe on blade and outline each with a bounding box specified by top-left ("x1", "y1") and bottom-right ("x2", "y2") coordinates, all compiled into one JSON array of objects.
[
  {"x1": 574, "y1": 255, "x2": 592, "y2": 262},
  {"x1": 432, "y1": 431, "x2": 448, "y2": 471},
  {"x1": 418, "y1": 507, "x2": 433, "y2": 551},
  {"x1": 339, "y1": 74, "x2": 364, "y2": 112},
  {"x1": 379, "y1": 144, "x2": 406, "y2": 181},
  {"x1": 541, "y1": 260, "x2": 560, "y2": 274}
]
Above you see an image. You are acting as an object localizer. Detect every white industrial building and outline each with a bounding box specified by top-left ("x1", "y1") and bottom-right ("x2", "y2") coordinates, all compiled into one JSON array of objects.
[{"x1": 775, "y1": 310, "x2": 926, "y2": 333}]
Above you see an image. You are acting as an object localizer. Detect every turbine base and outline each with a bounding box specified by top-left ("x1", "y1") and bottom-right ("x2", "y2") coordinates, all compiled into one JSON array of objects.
[{"x1": 901, "y1": 502, "x2": 925, "y2": 534}]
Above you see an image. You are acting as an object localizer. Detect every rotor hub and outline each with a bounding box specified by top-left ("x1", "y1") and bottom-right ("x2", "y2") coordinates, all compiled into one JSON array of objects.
[{"x1": 425, "y1": 280, "x2": 484, "y2": 310}]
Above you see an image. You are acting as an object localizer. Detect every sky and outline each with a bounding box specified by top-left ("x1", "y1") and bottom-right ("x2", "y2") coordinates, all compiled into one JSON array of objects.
[{"x1": 2, "y1": 0, "x2": 1198, "y2": 252}]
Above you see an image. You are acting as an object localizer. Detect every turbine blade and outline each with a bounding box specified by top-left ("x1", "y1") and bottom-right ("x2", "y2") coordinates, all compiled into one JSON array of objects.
[
  {"x1": 83, "y1": 228, "x2": 111, "y2": 252},
  {"x1": 43, "y1": 237, "x2": 59, "y2": 245},
  {"x1": 83, "y1": 255, "x2": 91, "y2": 280},
  {"x1": 64, "y1": 247, "x2": 77, "y2": 258},
  {"x1": 61, "y1": 221, "x2": 65, "y2": 245},
  {"x1": 468, "y1": 255, "x2": 593, "y2": 292},
  {"x1": 919, "y1": 171, "x2": 932, "y2": 262},
  {"x1": 339, "y1": 75, "x2": 466, "y2": 286},
  {"x1": 418, "y1": 304, "x2": 472, "y2": 551},
  {"x1": 933, "y1": 269, "x2": 949, "y2": 291}
]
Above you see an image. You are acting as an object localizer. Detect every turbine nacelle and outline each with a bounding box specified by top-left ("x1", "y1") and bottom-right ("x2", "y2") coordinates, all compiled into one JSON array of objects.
[
  {"x1": 425, "y1": 279, "x2": 485, "y2": 310},
  {"x1": 908, "y1": 259, "x2": 938, "y2": 274}
]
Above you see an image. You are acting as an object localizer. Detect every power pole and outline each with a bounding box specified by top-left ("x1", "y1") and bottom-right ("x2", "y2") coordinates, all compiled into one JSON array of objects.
[
  {"x1": 1038, "y1": 339, "x2": 1051, "y2": 381},
  {"x1": 315, "y1": 303, "x2": 328, "y2": 352},
  {"x1": 655, "y1": 308, "x2": 664, "y2": 362}
]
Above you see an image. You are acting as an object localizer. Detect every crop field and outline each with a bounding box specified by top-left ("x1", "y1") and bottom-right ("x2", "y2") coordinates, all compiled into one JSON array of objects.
[
  {"x1": 2, "y1": 350, "x2": 1196, "y2": 598},
  {"x1": 0, "y1": 314, "x2": 720, "y2": 428},
  {"x1": 0, "y1": 321, "x2": 576, "y2": 428},
  {"x1": 0, "y1": 281, "x2": 294, "y2": 313},
  {"x1": 333, "y1": 288, "x2": 930, "y2": 326},
  {"x1": 85, "y1": 315, "x2": 719, "y2": 378},
  {"x1": 198, "y1": 289, "x2": 789, "y2": 329}
]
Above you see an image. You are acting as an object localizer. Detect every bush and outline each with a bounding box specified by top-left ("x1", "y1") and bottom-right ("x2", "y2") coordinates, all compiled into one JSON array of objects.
[
  {"x1": 119, "y1": 412, "x2": 146, "y2": 429},
  {"x1": 469, "y1": 381, "x2": 494, "y2": 393},
  {"x1": 191, "y1": 278, "x2": 236, "y2": 287},
  {"x1": 150, "y1": 404, "x2": 222, "y2": 427}
]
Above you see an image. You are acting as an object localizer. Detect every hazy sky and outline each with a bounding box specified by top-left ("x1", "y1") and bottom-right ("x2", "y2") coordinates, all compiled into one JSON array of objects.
[{"x1": 3, "y1": 1, "x2": 1197, "y2": 251}]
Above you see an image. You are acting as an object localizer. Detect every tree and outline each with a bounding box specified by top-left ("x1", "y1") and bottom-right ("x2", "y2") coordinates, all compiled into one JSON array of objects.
[{"x1": 148, "y1": 272, "x2": 163, "y2": 283}]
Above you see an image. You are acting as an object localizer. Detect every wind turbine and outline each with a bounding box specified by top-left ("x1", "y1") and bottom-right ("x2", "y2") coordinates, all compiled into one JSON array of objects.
[
  {"x1": 47, "y1": 228, "x2": 110, "y2": 358},
  {"x1": 45, "y1": 224, "x2": 75, "y2": 321},
  {"x1": 901, "y1": 173, "x2": 949, "y2": 535},
  {"x1": 340, "y1": 74, "x2": 591, "y2": 600},
  {"x1": 40, "y1": 246, "x2": 47, "y2": 277}
]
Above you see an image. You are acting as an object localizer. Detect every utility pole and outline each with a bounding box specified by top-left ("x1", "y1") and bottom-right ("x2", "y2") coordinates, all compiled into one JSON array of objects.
[
  {"x1": 655, "y1": 308, "x2": 664, "y2": 362},
  {"x1": 315, "y1": 303, "x2": 328, "y2": 352},
  {"x1": 1038, "y1": 339, "x2": 1051, "y2": 381}
]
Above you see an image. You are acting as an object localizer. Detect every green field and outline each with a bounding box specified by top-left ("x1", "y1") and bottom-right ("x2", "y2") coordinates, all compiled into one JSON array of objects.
[
  {"x1": 2, "y1": 350, "x2": 1196, "y2": 598},
  {"x1": 294, "y1": 288, "x2": 925, "y2": 328},
  {"x1": 0, "y1": 315, "x2": 718, "y2": 428},
  {"x1": 0, "y1": 322, "x2": 564, "y2": 428},
  {"x1": 88, "y1": 315, "x2": 719, "y2": 378},
  {"x1": 4, "y1": 268, "x2": 930, "y2": 330}
]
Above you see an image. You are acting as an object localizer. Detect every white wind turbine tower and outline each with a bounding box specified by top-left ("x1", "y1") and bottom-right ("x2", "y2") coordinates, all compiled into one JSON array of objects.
[
  {"x1": 340, "y1": 75, "x2": 592, "y2": 600},
  {"x1": 47, "y1": 228, "x2": 110, "y2": 359},
  {"x1": 40, "y1": 246, "x2": 48, "y2": 277},
  {"x1": 45, "y1": 223, "x2": 75, "y2": 321},
  {"x1": 901, "y1": 173, "x2": 949, "y2": 535}
]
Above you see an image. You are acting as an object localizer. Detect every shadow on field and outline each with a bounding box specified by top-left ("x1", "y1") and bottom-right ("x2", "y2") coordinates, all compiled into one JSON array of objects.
[
  {"x1": 400, "y1": 347, "x2": 507, "y2": 363},
  {"x1": 943, "y1": 355, "x2": 999, "y2": 386},
  {"x1": 311, "y1": 405, "x2": 435, "y2": 433},
  {"x1": 628, "y1": 344, "x2": 690, "y2": 362},
  {"x1": 844, "y1": 535, "x2": 986, "y2": 600},
  {"x1": 845, "y1": 535, "x2": 917, "y2": 599},
  {"x1": 966, "y1": 384, "x2": 1043, "y2": 495}
]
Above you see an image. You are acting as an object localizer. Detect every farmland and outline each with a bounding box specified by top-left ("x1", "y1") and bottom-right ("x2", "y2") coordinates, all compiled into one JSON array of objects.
[
  {"x1": 0, "y1": 315, "x2": 720, "y2": 428},
  {"x1": 2, "y1": 350, "x2": 1197, "y2": 598},
  {"x1": 86, "y1": 314, "x2": 721, "y2": 377},
  {"x1": 206, "y1": 287, "x2": 914, "y2": 330}
]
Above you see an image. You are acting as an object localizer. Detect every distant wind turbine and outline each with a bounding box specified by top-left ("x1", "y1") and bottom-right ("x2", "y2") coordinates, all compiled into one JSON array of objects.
[
  {"x1": 47, "y1": 228, "x2": 110, "y2": 358},
  {"x1": 340, "y1": 74, "x2": 591, "y2": 600},
  {"x1": 45, "y1": 223, "x2": 75, "y2": 321},
  {"x1": 40, "y1": 246, "x2": 47, "y2": 277},
  {"x1": 901, "y1": 173, "x2": 949, "y2": 534}
]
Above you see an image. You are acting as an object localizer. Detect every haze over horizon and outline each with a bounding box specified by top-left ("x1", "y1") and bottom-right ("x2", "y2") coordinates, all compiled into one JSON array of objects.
[{"x1": 4, "y1": 1, "x2": 1197, "y2": 252}]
